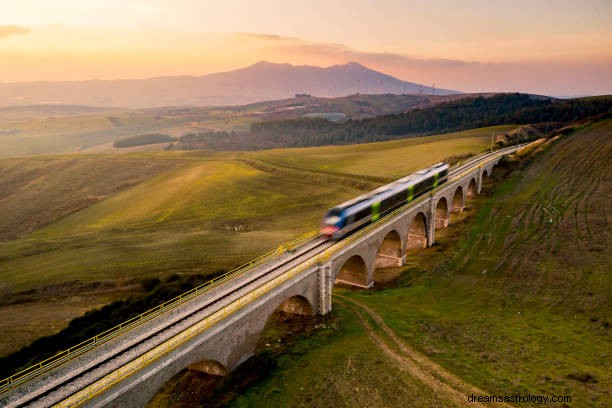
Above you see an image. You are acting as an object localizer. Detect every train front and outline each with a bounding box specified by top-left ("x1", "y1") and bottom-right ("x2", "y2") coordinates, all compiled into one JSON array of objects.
[{"x1": 321, "y1": 208, "x2": 343, "y2": 240}]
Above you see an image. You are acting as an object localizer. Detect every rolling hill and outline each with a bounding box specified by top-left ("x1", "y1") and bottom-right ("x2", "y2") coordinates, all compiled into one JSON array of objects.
[{"x1": 0, "y1": 61, "x2": 459, "y2": 108}]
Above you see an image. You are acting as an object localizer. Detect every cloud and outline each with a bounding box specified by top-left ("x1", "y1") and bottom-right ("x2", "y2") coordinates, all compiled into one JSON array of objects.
[
  {"x1": 278, "y1": 41, "x2": 469, "y2": 69},
  {"x1": 232, "y1": 32, "x2": 297, "y2": 42},
  {"x1": 233, "y1": 32, "x2": 469, "y2": 70},
  {"x1": 0, "y1": 25, "x2": 30, "y2": 39}
]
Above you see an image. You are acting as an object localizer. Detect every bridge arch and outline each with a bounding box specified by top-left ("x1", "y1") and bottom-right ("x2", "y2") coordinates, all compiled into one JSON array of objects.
[
  {"x1": 467, "y1": 178, "x2": 477, "y2": 198},
  {"x1": 374, "y1": 230, "x2": 403, "y2": 271},
  {"x1": 406, "y1": 212, "x2": 427, "y2": 250},
  {"x1": 275, "y1": 294, "x2": 314, "y2": 316},
  {"x1": 335, "y1": 254, "x2": 369, "y2": 287},
  {"x1": 434, "y1": 197, "x2": 449, "y2": 229},
  {"x1": 187, "y1": 359, "x2": 229, "y2": 376},
  {"x1": 451, "y1": 186, "x2": 464, "y2": 213}
]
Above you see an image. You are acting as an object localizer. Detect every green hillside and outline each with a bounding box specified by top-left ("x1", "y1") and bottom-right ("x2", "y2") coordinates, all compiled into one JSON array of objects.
[{"x1": 249, "y1": 125, "x2": 516, "y2": 179}]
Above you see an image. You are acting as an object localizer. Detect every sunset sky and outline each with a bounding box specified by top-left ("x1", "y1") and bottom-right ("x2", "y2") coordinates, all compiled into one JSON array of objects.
[{"x1": 1, "y1": 0, "x2": 611, "y2": 96}]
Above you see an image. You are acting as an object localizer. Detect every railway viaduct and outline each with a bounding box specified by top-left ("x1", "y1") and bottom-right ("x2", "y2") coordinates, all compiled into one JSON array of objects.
[{"x1": 0, "y1": 148, "x2": 516, "y2": 408}]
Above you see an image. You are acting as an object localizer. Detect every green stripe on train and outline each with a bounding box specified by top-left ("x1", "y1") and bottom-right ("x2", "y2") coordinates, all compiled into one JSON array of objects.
[{"x1": 371, "y1": 201, "x2": 381, "y2": 221}]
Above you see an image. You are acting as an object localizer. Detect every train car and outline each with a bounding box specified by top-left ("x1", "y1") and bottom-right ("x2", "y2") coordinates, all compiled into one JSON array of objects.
[{"x1": 321, "y1": 162, "x2": 449, "y2": 240}]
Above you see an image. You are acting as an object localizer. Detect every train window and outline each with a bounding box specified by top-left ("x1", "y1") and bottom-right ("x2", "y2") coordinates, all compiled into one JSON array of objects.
[
  {"x1": 327, "y1": 208, "x2": 342, "y2": 216},
  {"x1": 356, "y1": 207, "x2": 371, "y2": 221}
]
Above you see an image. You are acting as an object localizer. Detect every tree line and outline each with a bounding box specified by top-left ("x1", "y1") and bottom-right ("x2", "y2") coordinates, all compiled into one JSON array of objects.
[{"x1": 172, "y1": 94, "x2": 611, "y2": 150}]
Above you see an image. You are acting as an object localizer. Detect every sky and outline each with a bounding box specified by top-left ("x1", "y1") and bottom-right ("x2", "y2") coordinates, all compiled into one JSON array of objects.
[{"x1": 1, "y1": 0, "x2": 611, "y2": 96}]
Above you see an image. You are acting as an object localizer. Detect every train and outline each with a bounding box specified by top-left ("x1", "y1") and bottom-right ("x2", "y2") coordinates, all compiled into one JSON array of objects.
[{"x1": 321, "y1": 162, "x2": 449, "y2": 240}]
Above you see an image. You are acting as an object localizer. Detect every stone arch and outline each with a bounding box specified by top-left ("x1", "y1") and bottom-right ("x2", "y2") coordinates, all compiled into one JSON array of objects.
[
  {"x1": 253, "y1": 294, "x2": 317, "y2": 368},
  {"x1": 275, "y1": 295, "x2": 314, "y2": 316},
  {"x1": 482, "y1": 169, "x2": 489, "y2": 179},
  {"x1": 451, "y1": 186, "x2": 464, "y2": 213},
  {"x1": 374, "y1": 230, "x2": 403, "y2": 269},
  {"x1": 335, "y1": 255, "x2": 368, "y2": 287},
  {"x1": 406, "y1": 212, "x2": 427, "y2": 250},
  {"x1": 188, "y1": 359, "x2": 229, "y2": 376},
  {"x1": 434, "y1": 197, "x2": 449, "y2": 229},
  {"x1": 467, "y1": 178, "x2": 477, "y2": 198}
]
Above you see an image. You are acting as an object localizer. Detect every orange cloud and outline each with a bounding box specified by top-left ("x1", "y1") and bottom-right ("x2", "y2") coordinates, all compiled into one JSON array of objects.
[
  {"x1": 232, "y1": 32, "x2": 298, "y2": 42},
  {"x1": 0, "y1": 25, "x2": 30, "y2": 39},
  {"x1": 244, "y1": 33, "x2": 469, "y2": 70}
]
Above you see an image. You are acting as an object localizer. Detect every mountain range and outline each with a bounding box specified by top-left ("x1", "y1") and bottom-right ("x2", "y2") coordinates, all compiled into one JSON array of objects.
[{"x1": 0, "y1": 61, "x2": 459, "y2": 108}]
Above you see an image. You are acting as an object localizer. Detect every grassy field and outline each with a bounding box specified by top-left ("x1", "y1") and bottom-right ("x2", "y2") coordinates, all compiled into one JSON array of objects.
[
  {"x1": 249, "y1": 125, "x2": 516, "y2": 179},
  {"x1": 0, "y1": 107, "x2": 257, "y2": 158},
  {"x1": 149, "y1": 119, "x2": 610, "y2": 406},
  {"x1": 0, "y1": 126, "x2": 510, "y2": 358},
  {"x1": 0, "y1": 94, "x2": 444, "y2": 158}
]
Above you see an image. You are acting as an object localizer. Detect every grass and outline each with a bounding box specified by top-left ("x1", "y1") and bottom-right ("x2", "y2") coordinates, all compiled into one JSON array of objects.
[
  {"x1": 0, "y1": 158, "x2": 360, "y2": 292},
  {"x1": 0, "y1": 290, "x2": 131, "y2": 357},
  {"x1": 248, "y1": 125, "x2": 516, "y2": 179},
  {"x1": 0, "y1": 107, "x2": 256, "y2": 158}
]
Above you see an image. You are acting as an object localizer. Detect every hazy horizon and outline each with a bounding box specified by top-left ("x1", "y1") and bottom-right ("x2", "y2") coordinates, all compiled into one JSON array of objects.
[{"x1": 1, "y1": 0, "x2": 611, "y2": 96}]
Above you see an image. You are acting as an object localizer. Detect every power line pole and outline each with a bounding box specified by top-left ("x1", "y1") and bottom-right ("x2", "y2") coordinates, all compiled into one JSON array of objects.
[{"x1": 491, "y1": 131, "x2": 494, "y2": 152}]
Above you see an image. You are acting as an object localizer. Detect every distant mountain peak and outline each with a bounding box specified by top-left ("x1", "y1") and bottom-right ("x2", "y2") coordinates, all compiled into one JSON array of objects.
[
  {"x1": 342, "y1": 61, "x2": 365, "y2": 68},
  {"x1": 0, "y1": 61, "x2": 460, "y2": 108},
  {"x1": 248, "y1": 60, "x2": 292, "y2": 69}
]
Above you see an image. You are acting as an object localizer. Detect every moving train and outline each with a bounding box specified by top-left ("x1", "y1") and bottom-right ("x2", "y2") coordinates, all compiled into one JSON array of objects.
[{"x1": 321, "y1": 162, "x2": 449, "y2": 240}]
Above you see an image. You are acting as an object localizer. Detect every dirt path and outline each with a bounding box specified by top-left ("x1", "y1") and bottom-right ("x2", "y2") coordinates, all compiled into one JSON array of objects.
[{"x1": 336, "y1": 295, "x2": 514, "y2": 408}]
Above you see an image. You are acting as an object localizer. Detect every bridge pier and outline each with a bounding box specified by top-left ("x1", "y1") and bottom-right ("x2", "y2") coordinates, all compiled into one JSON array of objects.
[
  {"x1": 427, "y1": 195, "x2": 436, "y2": 246},
  {"x1": 318, "y1": 262, "x2": 333, "y2": 315}
]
